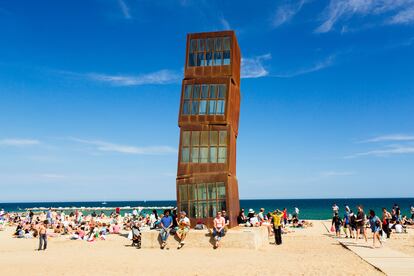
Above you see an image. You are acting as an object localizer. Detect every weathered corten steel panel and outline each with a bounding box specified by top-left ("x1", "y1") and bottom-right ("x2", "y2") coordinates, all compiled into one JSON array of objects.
[
  {"x1": 184, "y1": 31, "x2": 241, "y2": 86},
  {"x1": 177, "y1": 30, "x2": 241, "y2": 228}
]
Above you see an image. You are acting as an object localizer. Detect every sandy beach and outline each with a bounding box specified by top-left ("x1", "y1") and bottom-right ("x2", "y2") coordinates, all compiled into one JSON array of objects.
[{"x1": 0, "y1": 220, "x2": 396, "y2": 276}]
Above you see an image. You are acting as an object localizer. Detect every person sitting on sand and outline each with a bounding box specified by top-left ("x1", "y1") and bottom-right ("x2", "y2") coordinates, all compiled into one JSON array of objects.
[
  {"x1": 246, "y1": 209, "x2": 259, "y2": 227},
  {"x1": 237, "y1": 209, "x2": 247, "y2": 225},
  {"x1": 212, "y1": 211, "x2": 226, "y2": 249},
  {"x1": 368, "y1": 210, "x2": 382, "y2": 248},
  {"x1": 160, "y1": 210, "x2": 173, "y2": 249},
  {"x1": 176, "y1": 211, "x2": 190, "y2": 249},
  {"x1": 110, "y1": 222, "x2": 120, "y2": 234}
]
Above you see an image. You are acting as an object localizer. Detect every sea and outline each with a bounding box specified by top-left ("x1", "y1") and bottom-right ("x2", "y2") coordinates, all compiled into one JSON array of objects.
[{"x1": 1, "y1": 198, "x2": 413, "y2": 220}]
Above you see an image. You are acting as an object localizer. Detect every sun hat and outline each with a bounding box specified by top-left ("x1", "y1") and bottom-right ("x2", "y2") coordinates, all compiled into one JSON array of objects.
[{"x1": 248, "y1": 209, "x2": 254, "y2": 214}]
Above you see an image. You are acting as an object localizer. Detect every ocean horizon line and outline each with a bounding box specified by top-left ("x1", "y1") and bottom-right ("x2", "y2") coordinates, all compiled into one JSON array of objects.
[{"x1": 1, "y1": 196, "x2": 414, "y2": 204}]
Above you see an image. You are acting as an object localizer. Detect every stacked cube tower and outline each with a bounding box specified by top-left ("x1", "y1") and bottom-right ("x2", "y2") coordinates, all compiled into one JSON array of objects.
[{"x1": 176, "y1": 31, "x2": 241, "y2": 228}]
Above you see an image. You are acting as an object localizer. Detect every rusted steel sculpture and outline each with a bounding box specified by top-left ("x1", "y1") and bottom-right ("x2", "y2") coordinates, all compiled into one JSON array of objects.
[{"x1": 176, "y1": 31, "x2": 241, "y2": 228}]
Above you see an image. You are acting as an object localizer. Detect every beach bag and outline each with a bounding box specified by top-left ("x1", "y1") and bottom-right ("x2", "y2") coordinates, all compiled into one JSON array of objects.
[
  {"x1": 127, "y1": 231, "x2": 133, "y2": 240},
  {"x1": 330, "y1": 225, "x2": 335, "y2": 232}
]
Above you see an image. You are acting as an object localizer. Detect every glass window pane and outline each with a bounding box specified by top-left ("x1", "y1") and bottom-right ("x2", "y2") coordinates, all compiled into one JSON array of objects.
[
  {"x1": 180, "y1": 203, "x2": 188, "y2": 216},
  {"x1": 200, "y1": 131, "x2": 209, "y2": 146},
  {"x1": 193, "y1": 85, "x2": 200, "y2": 99},
  {"x1": 181, "y1": 147, "x2": 189, "y2": 162},
  {"x1": 223, "y1": 37, "x2": 231, "y2": 50},
  {"x1": 208, "y1": 100, "x2": 216, "y2": 114},
  {"x1": 197, "y1": 52, "x2": 204, "y2": 66},
  {"x1": 209, "y1": 201, "x2": 217, "y2": 217},
  {"x1": 191, "y1": 147, "x2": 199, "y2": 163},
  {"x1": 218, "y1": 200, "x2": 226, "y2": 212},
  {"x1": 198, "y1": 39, "x2": 205, "y2": 51},
  {"x1": 197, "y1": 183, "x2": 207, "y2": 200},
  {"x1": 191, "y1": 100, "x2": 199, "y2": 115},
  {"x1": 205, "y1": 52, "x2": 213, "y2": 66},
  {"x1": 209, "y1": 147, "x2": 217, "y2": 163},
  {"x1": 184, "y1": 85, "x2": 192, "y2": 99},
  {"x1": 223, "y1": 50, "x2": 230, "y2": 65},
  {"x1": 217, "y1": 182, "x2": 226, "y2": 199},
  {"x1": 218, "y1": 84, "x2": 226, "y2": 99},
  {"x1": 218, "y1": 147, "x2": 227, "y2": 163},
  {"x1": 179, "y1": 185, "x2": 188, "y2": 201},
  {"x1": 182, "y1": 131, "x2": 190, "y2": 146},
  {"x1": 208, "y1": 183, "x2": 217, "y2": 200},
  {"x1": 219, "y1": 131, "x2": 227, "y2": 145},
  {"x1": 188, "y1": 53, "x2": 195, "y2": 67},
  {"x1": 210, "y1": 131, "x2": 218, "y2": 145},
  {"x1": 199, "y1": 147, "x2": 208, "y2": 163},
  {"x1": 190, "y1": 39, "x2": 197, "y2": 52},
  {"x1": 209, "y1": 84, "x2": 217, "y2": 98},
  {"x1": 206, "y1": 38, "x2": 214, "y2": 51},
  {"x1": 182, "y1": 100, "x2": 190, "y2": 115},
  {"x1": 215, "y1": 37, "x2": 222, "y2": 51},
  {"x1": 190, "y1": 201, "x2": 197, "y2": 218},
  {"x1": 216, "y1": 100, "x2": 225, "y2": 115},
  {"x1": 201, "y1": 85, "x2": 209, "y2": 98},
  {"x1": 214, "y1": 52, "x2": 222, "y2": 66},
  {"x1": 199, "y1": 100, "x2": 207, "y2": 115},
  {"x1": 191, "y1": 131, "x2": 200, "y2": 146},
  {"x1": 199, "y1": 201, "x2": 207, "y2": 218},
  {"x1": 188, "y1": 185, "x2": 197, "y2": 201}
]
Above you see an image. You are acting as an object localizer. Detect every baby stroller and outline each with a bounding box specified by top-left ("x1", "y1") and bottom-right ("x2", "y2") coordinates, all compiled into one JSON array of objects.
[{"x1": 131, "y1": 224, "x2": 141, "y2": 249}]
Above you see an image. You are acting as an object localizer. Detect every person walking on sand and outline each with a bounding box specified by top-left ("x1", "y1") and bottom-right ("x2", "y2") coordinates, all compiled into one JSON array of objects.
[
  {"x1": 176, "y1": 211, "x2": 190, "y2": 249},
  {"x1": 382, "y1": 208, "x2": 392, "y2": 239},
  {"x1": 369, "y1": 210, "x2": 382, "y2": 248},
  {"x1": 271, "y1": 209, "x2": 284, "y2": 245},
  {"x1": 38, "y1": 220, "x2": 48, "y2": 251},
  {"x1": 331, "y1": 213, "x2": 342, "y2": 238},
  {"x1": 212, "y1": 211, "x2": 226, "y2": 249},
  {"x1": 355, "y1": 205, "x2": 367, "y2": 243},
  {"x1": 159, "y1": 210, "x2": 173, "y2": 249},
  {"x1": 332, "y1": 203, "x2": 339, "y2": 215}
]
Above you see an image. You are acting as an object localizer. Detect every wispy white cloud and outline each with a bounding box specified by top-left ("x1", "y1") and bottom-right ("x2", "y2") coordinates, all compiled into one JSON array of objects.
[
  {"x1": 272, "y1": 0, "x2": 308, "y2": 28},
  {"x1": 273, "y1": 54, "x2": 335, "y2": 78},
  {"x1": 388, "y1": 6, "x2": 414, "y2": 24},
  {"x1": 40, "y1": 174, "x2": 66, "y2": 179},
  {"x1": 361, "y1": 134, "x2": 414, "y2": 143},
  {"x1": 69, "y1": 137, "x2": 177, "y2": 155},
  {"x1": 320, "y1": 171, "x2": 356, "y2": 177},
  {"x1": 0, "y1": 139, "x2": 40, "y2": 146},
  {"x1": 345, "y1": 145, "x2": 414, "y2": 158},
  {"x1": 241, "y1": 54, "x2": 271, "y2": 79},
  {"x1": 87, "y1": 70, "x2": 181, "y2": 86},
  {"x1": 118, "y1": 0, "x2": 131, "y2": 19},
  {"x1": 219, "y1": 15, "x2": 231, "y2": 30},
  {"x1": 315, "y1": 0, "x2": 414, "y2": 33},
  {"x1": 60, "y1": 69, "x2": 181, "y2": 86}
]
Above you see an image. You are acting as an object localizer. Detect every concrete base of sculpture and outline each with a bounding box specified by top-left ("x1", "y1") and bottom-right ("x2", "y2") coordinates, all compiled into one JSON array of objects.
[{"x1": 139, "y1": 226, "x2": 269, "y2": 250}]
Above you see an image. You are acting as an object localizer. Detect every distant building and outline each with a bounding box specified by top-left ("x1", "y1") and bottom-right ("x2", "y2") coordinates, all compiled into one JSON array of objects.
[{"x1": 176, "y1": 31, "x2": 241, "y2": 228}]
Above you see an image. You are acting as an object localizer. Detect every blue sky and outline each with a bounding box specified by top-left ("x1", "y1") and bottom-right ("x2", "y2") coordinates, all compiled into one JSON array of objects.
[{"x1": 0, "y1": 0, "x2": 414, "y2": 202}]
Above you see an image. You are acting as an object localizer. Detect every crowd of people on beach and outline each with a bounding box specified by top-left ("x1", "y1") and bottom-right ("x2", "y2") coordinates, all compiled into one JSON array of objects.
[
  {"x1": 0, "y1": 205, "x2": 309, "y2": 250},
  {"x1": 1, "y1": 203, "x2": 412, "y2": 251},
  {"x1": 331, "y1": 203, "x2": 414, "y2": 248}
]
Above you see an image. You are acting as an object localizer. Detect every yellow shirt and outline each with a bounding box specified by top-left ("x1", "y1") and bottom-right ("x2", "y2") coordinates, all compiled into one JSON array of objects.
[{"x1": 271, "y1": 213, "x2": 283, "y2": 227}]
